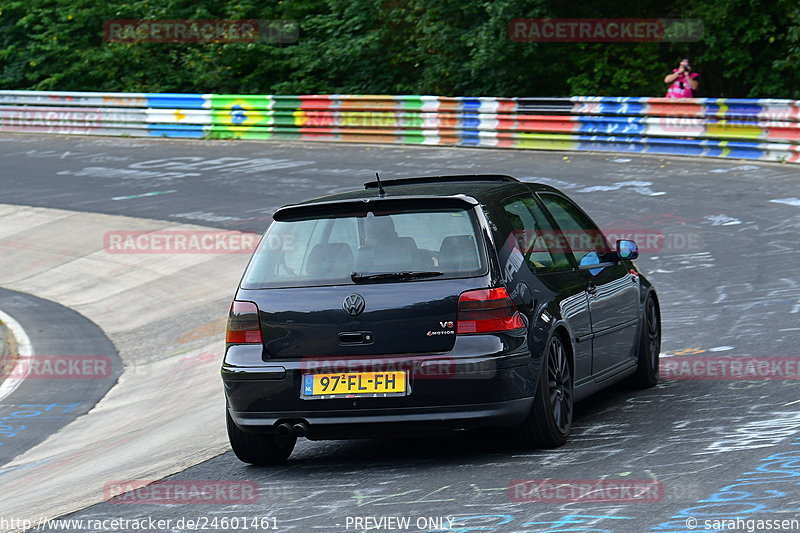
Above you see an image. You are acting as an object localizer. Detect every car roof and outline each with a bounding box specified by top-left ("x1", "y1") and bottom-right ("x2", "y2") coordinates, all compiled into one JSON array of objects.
[{"x1": 293, "y1": 175, "x2": 560, "y2": 206}]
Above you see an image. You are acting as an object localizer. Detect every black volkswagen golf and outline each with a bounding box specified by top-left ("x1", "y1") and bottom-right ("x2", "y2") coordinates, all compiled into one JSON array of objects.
[{"x1": 222, "y1": 175, "x2": 660, "y2": 464}]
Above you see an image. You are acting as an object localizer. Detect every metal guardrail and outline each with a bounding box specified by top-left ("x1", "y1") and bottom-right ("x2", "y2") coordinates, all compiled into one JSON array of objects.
[{"x1": 0, "y1": 90, "x2": 798, "y2": 163}]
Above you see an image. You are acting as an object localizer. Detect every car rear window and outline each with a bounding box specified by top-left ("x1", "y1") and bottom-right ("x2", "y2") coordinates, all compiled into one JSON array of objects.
[{"x1": 241, "y1": 207, "x2": 487, "y2": 288}]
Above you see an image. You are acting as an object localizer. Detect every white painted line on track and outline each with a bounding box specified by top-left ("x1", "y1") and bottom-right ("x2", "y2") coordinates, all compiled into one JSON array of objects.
[
  {"x1": 770, "y1": 197, "x2": 800, "y2": 207},
  {"x1": 0, "y1": 308, "x2": 33, "y2": 402}
]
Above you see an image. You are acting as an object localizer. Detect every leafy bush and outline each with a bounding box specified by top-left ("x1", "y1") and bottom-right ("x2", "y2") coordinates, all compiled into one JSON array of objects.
[{"x1": 1, "y1": 0, "x2": 797, "y2": 97}]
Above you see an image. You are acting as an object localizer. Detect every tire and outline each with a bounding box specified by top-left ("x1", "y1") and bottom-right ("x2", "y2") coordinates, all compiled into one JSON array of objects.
[
  {"x1": 518, "y1": 333, "x2": 573, "y2": 448},
  {"x1": 226, "y1": 409, "x2": 296, "y2": 465},
  {"x1": 630, "y1": 295, "x2": 661, "y2": 389}
]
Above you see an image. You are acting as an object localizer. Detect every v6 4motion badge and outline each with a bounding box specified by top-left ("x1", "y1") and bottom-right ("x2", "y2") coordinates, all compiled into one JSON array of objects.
[{"x1": 427, "y1": 321, "x2": 455, "y2": 336}]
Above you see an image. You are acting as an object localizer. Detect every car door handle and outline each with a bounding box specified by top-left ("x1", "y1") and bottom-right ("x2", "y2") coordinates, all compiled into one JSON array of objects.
[{"x1": 587, "y1": 283, "x2": 597, "y2": 296}]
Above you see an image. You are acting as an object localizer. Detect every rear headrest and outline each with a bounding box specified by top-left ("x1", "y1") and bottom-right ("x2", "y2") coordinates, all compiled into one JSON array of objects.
[
  {"x1": 365, "y1": 216, "x2": 398, "y2": 241},
  {"x1": 438, "y1": 235, "x2": 479, "y2": 272},
  {"x1": 307, "y1": 243, "x2": 354, "y2": 278},
  {"x1": 359, "y1": 236, "x2": 419, "y2": 271}
]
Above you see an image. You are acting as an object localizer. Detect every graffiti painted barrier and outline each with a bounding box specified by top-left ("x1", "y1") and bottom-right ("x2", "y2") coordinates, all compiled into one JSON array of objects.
[{"x1": 0, "y1": 90, "x2": 798, "y2": 163}]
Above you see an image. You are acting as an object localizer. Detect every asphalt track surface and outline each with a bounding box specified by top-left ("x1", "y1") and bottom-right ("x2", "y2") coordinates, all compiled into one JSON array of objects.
[
  {"x1": 0, "y1": 288, "x2": 122, "y2": 463},
  {"x1": 1, "y1": 134, "x2": 799, "y2": 532}
]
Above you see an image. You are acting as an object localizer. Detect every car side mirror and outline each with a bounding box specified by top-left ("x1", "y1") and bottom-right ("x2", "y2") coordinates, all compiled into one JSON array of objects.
[{"x1": 617, "y1": 239, "x2": 638, "y2": 260}]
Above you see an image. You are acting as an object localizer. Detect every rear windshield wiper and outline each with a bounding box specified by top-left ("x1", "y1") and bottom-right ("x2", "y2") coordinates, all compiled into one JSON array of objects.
[{"x1": 351, "y1": 271, "x2": 444, "y2": 283}]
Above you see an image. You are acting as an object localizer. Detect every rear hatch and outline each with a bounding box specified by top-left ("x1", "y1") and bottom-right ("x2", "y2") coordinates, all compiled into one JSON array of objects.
[{"x1": 236, "y1": 196, "x2": 491, "y2": 359}]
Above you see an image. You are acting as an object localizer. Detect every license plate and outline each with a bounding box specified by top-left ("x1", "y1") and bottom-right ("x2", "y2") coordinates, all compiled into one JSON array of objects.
[{"x1": 301, "y1": 371, "x2": 408, "y2": 399}]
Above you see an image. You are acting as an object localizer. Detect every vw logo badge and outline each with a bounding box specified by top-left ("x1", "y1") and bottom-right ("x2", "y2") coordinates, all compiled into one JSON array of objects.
[{"x1": 342, "y1": 294, "x2": 365, "y2": 317}]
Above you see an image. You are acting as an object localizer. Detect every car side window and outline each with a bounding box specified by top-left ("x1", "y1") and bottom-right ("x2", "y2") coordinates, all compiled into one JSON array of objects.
[
  {"x1": 501, "y1": 195, "x2": 572, "y2": 272},
  {"x1": 538, "y1": 193, "x2": 612, "y2": 266}
]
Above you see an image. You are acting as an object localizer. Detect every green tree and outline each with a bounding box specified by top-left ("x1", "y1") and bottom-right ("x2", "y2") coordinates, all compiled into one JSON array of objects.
[{"x1": 0, "y1": 0, "x2": 798, "y2": 97}]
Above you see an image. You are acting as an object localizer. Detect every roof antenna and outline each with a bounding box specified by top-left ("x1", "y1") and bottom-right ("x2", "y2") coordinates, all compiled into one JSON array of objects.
[{"x1": 375, "y1": 172, "x2": 386, "y2": 197}]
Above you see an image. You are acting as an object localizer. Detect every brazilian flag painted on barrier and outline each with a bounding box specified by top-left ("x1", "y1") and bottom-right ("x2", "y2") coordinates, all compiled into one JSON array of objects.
[{"x1": 207, "y1": 95, "x2": 278, "y2": 139}]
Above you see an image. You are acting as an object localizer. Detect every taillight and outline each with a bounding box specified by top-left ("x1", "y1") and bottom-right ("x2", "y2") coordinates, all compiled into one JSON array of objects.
[
  {"x1": 457, "y1": 288, "x2": 525, "y2": 334},
  {"x1": 226, "y1": 301, "x2": 263, "y2": 344}
]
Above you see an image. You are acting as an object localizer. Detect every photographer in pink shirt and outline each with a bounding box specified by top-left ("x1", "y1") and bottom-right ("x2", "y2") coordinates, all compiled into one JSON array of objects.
[{"x1": 664, "y1": 58, "x2": 699, "y2": 98}]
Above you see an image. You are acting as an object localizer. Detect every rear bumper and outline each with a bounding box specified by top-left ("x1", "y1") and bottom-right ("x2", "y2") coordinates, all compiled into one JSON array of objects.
[
  {"x1": 228, "y1": 398, "x2": 534, "y2": 439},
  {"x1": 222, "y1": 335, "x2": 540, "y2": 439}
]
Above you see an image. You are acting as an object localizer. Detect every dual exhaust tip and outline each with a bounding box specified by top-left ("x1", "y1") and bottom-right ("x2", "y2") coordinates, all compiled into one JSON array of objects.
[{"x1": 276, "y1": 420, "x2": 309, "y2": 437}]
